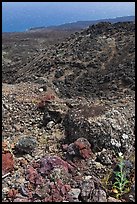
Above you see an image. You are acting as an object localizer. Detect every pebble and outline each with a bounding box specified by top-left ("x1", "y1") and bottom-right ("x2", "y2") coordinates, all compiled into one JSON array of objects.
[
  {"x1": 2, "y1": 187, "x2": 9, "y2": 193},
  {"x1": 84, "y1": 175, "x2": 92, "y2": 181},
  {"x1": 19, "y1": 185, "x2": 29, "y2": 197},
  {"x1": 68, "y1": 188, "x2": 81, "y2": 200},
  {"x1": 94, "y1": 161, "x2": 103, "y2": 169},
  {"x1": 46, "y1": 121, "x2": 55, "y2": 129},
  {"x1": 39, "y1": 88, "x2": 43, "y2": 92},
  {"x1": 122, "y1": 133, "x2": 129, "y2": 139}
]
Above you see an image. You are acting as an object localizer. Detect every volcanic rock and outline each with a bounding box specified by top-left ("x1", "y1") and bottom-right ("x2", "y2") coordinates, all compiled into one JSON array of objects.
[
  {"x1": 2, "y1": 152, "x2": 14, "y2": 175},
  {"x1": 2, "y1": 20, "x2": 135, "y2": 202},
  {"x1": 3, "y1": 22, "x2": 134, "y2": 101},
  {"x1": 63, "y1": 103, "x2": 134, "y2": 153},
  {"x1": 79, "y1": 175, "x2": 107, "y2": 202},
  {"x1": 14, "y1": 136, "x2": 37, "y2": 154},
  {"x1": 38, "y1": 155, "x2": 74, "y2": 176},
  {"x1": 66, "y1": 137, "x2": 92, "y2": 159}
]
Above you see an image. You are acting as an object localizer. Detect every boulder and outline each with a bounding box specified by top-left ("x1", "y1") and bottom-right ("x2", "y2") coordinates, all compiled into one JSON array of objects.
[
  {"x1": 63, "y1": 103, "x2": 134, "y2": 153},
  {"x1": 14, "y1": 136, "x2": 37, "y2": 154},
  {"x1": 66, "y1": 137, "x2": 92, "y2": 159}
]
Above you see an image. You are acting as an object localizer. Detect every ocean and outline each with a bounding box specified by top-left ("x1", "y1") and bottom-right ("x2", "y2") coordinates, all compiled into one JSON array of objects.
[{"x1": 2, "y1": 2, "x2": 135, "y2": 32}]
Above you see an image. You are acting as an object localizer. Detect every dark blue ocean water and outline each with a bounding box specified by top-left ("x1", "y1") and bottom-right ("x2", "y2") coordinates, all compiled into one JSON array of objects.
[{"x1": 2, "y1": 2, "x2": 135, "y2": 32}]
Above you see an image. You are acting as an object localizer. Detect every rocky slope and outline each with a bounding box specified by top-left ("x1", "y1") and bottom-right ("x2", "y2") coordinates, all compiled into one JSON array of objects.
[
  {"x1": 2, "y1": 21, "x2": 135, "y2": 202},
  {"x1": 2, "y1": 29, "x2": 75, "y2": 84},
  {"x1": 5, "y1": 22, "x2": 134, "y2": 99}
]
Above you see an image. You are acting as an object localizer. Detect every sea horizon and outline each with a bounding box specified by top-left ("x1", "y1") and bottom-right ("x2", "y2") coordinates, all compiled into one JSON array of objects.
[{"x1": 2, "y1": 2, "x2": 135, "y2": 33}]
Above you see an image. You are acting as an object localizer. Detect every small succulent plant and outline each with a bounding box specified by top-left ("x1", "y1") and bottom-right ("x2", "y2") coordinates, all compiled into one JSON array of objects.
[
  {"x1": 111, "y1": 153, "x2": 130, "y2": 199},
  {"x1": 102, "y1": 152, "x2": 131, "y2": 199}
]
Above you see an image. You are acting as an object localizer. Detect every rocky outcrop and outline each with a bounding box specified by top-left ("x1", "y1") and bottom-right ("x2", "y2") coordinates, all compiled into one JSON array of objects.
[{"x1": 63, "y1": 102, "x2": 135, "y2": 153}]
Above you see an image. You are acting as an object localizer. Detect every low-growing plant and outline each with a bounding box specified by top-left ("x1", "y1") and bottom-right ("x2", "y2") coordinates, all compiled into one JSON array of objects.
[
  {"x1": 111, "y1": 153, "x2": 131, "y2": 199},
  {"x1": 102, "y1": 152, "x2": 132, "y2": 199}
]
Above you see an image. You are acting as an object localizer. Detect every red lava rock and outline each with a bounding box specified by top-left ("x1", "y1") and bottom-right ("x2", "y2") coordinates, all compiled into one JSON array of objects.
[
  {"x1": 39, "y1": 155, "x2": 74, "y2": 175},
  {"x1": 51, "y1": 190, "x2": 63, "y2": 202},
  {"x1": 31, "y1": 161, "x2": 40, "y2": 168},
  {"x1": 56, "y1": 179, "x2": 66, "y2": 195},
  {"x1": 74, "y1": 137, "x2": 91, "y2": 149},
  {"x1": 58, "y1": 180, "x2": 71, "y2": 196},
  {"x1": 37, "y1": 94, "x2": 55, "y2": 109},
  {"x1": 80, "y1": 148, "x2": 92, "y2": 159},
  {"x1": 42, "y1": 179, "x2": 72, "y2": 202},
  {"x1": 7, "y1": 189, "x2": 18, "y2": 201},
  {"x1": 43, "y1": 182, "x2": 63, "y2": 202},
  {"x1": 42, "y1": 94, "x2": 55, "y2": 101},
  {"x1": 60, "y1": 185, "x2": 67, "y2": 196},
  {"x1": 68, "y1": 137, "x2": 93, "y2": 159},
  {"x1": 56, "y1": 178, "x2": 63, "y2": 187},
  {"x1": 64, "y1": 184, "x2": 72, "y2": 192},
  {"x1": 26, "y1": 166, "x2": 43, "y2": 185},
  {"x1": 2, "y1": 152, "x2": 14, "y2": 175},
  {"x1": 24, "y1": 157, "x2": 74, "y2": 202}
]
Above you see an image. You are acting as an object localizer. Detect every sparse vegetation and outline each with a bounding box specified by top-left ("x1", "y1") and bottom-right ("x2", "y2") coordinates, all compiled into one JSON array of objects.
[
  {"x1": 102, "y1": 152, "x2": 133, "y2": 200},
  {"x1": 111, "y1": 153, "x2": 131, "y2": 199}
]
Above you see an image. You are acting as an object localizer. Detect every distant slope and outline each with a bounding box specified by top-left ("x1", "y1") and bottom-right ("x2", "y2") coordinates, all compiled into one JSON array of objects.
[
  {"x1": 15, "y1": 21, "x2": 135, "y2": 99},
  {"x1": 29, "y1": 16, "x2": 135, "y2": 31}
]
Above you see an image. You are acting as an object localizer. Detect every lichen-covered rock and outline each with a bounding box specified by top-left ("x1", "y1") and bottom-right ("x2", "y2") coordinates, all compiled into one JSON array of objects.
[
  {"x1": 2, "y1": 21, "x2": 135, "y2": 203},
  {"x1": 63, "y1": 103, "x2": 134, "y2": 153},
  {"x1": 96, "y1": 149, "x2": 113, "y2": 165},
  {"x1": 14, "y1": 136, "x2": 37, "y2": 154},
  {"x1": 79, "y1": 179, "x2": 94, "y2": 201}
]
